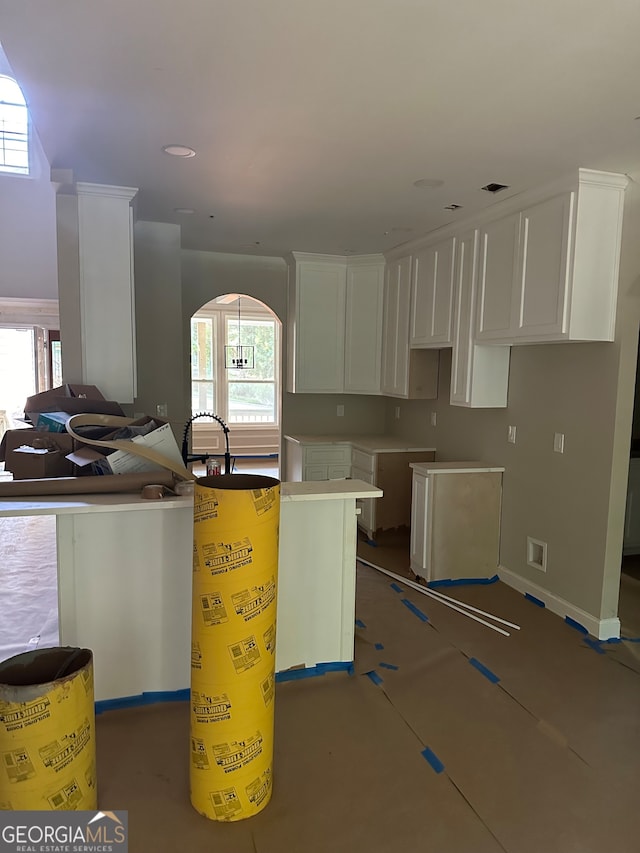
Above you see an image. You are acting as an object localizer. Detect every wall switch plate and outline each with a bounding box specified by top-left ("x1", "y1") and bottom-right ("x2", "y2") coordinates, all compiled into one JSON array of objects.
[
  {"x1": 508, "y1": 425, "x2": 517, "y2": 444},
  {"x1": 553, "y1": 432, "x2": 565, "y2": 453},
  {"x1": 156, "y1": 403, "x2": 168, "y2": 418},
  {"x1": 337, "y1": 404, "x2": 345, "y2": 417},
  {"x1": 395, "y1": 406, "x2": 401, "y2": 420},
  {"x1": 430, "y1": 412, "x2": 437, "y2": 427}
]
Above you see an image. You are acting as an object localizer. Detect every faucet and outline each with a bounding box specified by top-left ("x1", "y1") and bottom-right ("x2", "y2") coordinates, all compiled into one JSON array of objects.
[{"x1": 181, "y1": 412, "x2": 232, "y2": 475}]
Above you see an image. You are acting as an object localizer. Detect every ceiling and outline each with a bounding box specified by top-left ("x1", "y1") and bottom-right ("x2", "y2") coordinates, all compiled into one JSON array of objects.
[{"x1": 2, "y1": 0, "x2": 640, "y2": 258}]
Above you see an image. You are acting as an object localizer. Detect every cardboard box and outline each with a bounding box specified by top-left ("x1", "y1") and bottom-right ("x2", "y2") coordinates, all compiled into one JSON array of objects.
[
  {"x1": 24, "y1": 384, "x2": 125, "y2": 424},
  {"x1": 66, "y1": 418, "x2": 184, "y2": 476},
  {"x1": 2, "y1": 429, "x2": 76, "y2": 479},
  {"x1": 8, "y1": 447, "x2": 74, "y2": 479}
]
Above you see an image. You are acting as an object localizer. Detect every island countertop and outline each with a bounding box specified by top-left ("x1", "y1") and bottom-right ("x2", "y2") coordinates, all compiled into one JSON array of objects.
[{"x1": 0, "y1": 478, "x2": 381, "y2": 517}]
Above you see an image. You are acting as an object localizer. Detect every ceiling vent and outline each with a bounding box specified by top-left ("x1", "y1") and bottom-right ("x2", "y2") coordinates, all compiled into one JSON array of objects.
[{"x1": 481, "y1": 182, "x2": 509, "y2": 194}]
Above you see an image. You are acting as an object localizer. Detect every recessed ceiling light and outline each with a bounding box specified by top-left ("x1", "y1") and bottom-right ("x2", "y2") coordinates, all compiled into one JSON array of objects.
[
  {"x1": 413, "y1": 178, "x2": 444, "y2": 189},
  {"x1": 162, "y1": 145, "x2": 196, "y2": 158},
  {"x1": 174, "y1": 207, "x2": 195, "y2": 214}
]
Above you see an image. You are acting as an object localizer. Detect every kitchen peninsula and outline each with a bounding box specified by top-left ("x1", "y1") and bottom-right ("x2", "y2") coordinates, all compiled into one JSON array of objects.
[{"x1": 0, "y1": 478, "x2": 381, "y2": 703}]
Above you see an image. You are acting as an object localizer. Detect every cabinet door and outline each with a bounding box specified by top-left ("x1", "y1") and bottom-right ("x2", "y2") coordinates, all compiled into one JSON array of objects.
[
  {"x1": 353, "y1": 465, "x2": 376, "y2": 537},
  {"x1": 293, "y1": 261, "x2": 346, "y2": 392},
  {"x1": 450, "y1": 231, "x2": 477, "y2": 405},
  {"x1": 515, "y1": 193, "x2": 573, "y2": 339},
  {"x1": 410, "y1": 472, "x2": 430, "y2": 575},
  {"x1": 411, "y1": 237, "x2": 456, "y2": 347},
  {"x1": 345, "y1": 263, "x2": 384, "y2": 393},
  {"x1": 381, "y1": 256, "x2": 412, "y2": 396},
  {"x1": 476, "y1": 213, "x2": 520, "y2": 342},
  {"x1": 450, "y1": 230, "x2": 510, "y2": 408}
]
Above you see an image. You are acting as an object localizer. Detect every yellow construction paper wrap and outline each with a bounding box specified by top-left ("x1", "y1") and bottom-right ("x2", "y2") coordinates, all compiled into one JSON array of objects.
[
  {"x1": 0, "y1": 647, "x2": 97, "y2": 811},
  {"x1": 190, "y1": 474, "x2": 280, "y2": 821}
]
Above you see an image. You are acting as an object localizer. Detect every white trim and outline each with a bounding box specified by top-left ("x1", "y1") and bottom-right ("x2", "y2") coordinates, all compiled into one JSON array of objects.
[
  {"x1": 76, "y1": 182, "x2": 138, "y2": 200},
  {"x1": 0, "y1": 297, "x2": 59, "y2": 328},
  {"x1": 498, "y1": 564, "x2": 620, "y2": 640}
]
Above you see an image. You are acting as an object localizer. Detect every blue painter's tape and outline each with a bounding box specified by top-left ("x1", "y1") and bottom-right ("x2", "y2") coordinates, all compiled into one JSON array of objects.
[
  {"x1": 605, "y1": 637, "x2": 623, "y2": 644},
  {"x1": 379, "y1": 662, "x2": 399, "y2": 670},
  {"x1": 365, "y1": 538, "x2": 378, "y2": 547},
  {"x1": 375, "y1": 642, "x2": 384, "y2": 650},
  {"x1": 95, "y1": 687, "x2": 190, "y2": 715},
  {"x1": 401, "y1": 598, "x2": 429, "y2": 622},
  {"x1": 565, "y1": 616, "x2": 588, "y2": 635},
  {"x1": 427, "y1": 574, "x2": 499, "y2": 589},
  {"x1": 390, "y1": 583, "x2": 403, "y2": 593},
  {"x1": 469, "y1": 658, "x2": 500, "y2": 684},
  {"x1": 421, "y1": 746, "x2": 445, "y2": 774},
  {"x1": 355, "y1": 619, "x2": 367, "y2": 628},
  {"x1": 621, "y1": 636, "x2": 640, "y2": 643},
  {"x1": 365, "y1": 670, "x2": 383, "y2": 686},
  {"x1": 275, "y1": 661, "x2": 353, "y2": 683},
  {"x1": 525, "y1": 593, "x2": 546, "y2": 608},
  {"x1": 583, "y1": 637, "x2": 606, "y2": 655}
]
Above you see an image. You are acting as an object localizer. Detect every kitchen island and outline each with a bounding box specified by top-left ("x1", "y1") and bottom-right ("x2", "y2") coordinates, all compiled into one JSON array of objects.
[{"x1": 0, "y1": 479, "x2": 381, "y2": 703}]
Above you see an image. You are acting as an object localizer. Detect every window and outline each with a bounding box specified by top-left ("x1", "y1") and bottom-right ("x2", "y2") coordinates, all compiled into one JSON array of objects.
[
  {"x1": 190, "y1": 302, "x2": 278, "y2": 426},
  {"x1": 225, "y1": 315, "x2": 276, "y2": 424},
  {"x1": 0, "y1": 75, "x2": 29, "y2": 175}
]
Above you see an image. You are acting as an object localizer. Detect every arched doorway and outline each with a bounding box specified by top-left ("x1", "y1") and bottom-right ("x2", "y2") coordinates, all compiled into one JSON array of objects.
[{"x1": 189, "y1": 294, "x2": 281, "y2": 477}]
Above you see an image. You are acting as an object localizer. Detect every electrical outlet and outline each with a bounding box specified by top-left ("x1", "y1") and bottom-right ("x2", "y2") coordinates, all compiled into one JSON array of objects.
[
  {"x1": 430, "y1": 412, "x2": 437, "y2": 427},
  {"x1": 156, "y1": 403, "x2": 168, "y2": 418},
  {"x1": 507, "y1": 425, "x2": 517, "y2": 444},
  {"x1": 337, "y1": 404, "x2": 344, "y2": 417},
  {"x1": 395, "y1": 406, "x2": 401, "y2": 420},
  {"x1": 553, "y1": 432, "x2": 564, "y2": 453}
]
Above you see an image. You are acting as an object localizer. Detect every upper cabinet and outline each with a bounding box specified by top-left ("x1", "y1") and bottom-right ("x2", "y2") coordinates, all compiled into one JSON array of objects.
[
  {"x1": 344, "y1": 258, "x2": 385, "y2": 394},
  {"x1": 410, "y1": 236, "x2": 456, "y2": 347},
  {"x1": 381, "y1": 256, "x2": 439, "y2": 399},
  {"x1": 475, "y1": 169, "x2": 628, "y2": 345},
  {"x1": 450, "y1": 230, "x2": 510, "y2": 408},
  {"x1": 286, "y1": 252, "x2": 384, "y2": 394}
]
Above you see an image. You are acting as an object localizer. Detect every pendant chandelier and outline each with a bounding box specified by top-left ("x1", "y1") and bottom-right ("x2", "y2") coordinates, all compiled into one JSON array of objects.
[{"x1": 224, "y1": 296, "x2": 255, "y2": 369}]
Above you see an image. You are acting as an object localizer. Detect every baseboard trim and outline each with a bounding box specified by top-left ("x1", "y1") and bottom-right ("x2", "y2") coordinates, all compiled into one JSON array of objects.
[{"x1": 498, "y1": 565, "x2": 620, "y2": 640}]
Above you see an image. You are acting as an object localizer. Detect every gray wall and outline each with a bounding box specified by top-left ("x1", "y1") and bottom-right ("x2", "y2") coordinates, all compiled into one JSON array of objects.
[{"x1": 383, "y1": 172, "x2": 640, "y2": 621}]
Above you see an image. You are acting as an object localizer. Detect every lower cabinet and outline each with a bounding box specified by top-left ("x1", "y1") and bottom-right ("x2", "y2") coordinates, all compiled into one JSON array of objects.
[
  {"x1": 410, "y1": 464, "x2": 503, "y2": 581},
  {"x1": 355, "y1": 449, "x2": 436, "y2": 540}
]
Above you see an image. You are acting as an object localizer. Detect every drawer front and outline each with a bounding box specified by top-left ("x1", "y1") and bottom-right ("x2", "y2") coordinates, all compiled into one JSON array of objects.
[
  {"x1": 351, "y1": 448, "x2": 376, "y2": 474},
  {"x1": 303, "y1": 464, "x2": 329, "y2": 480},
  {"x1": 351, "y1": 465, "x2": 374, "y2": 485},
  {"x1": 327, "y1": 464, "x2": 351, "y2": 479},
  {"x1": 303, "y1": 444, "x2": 351, "y2": 466}
]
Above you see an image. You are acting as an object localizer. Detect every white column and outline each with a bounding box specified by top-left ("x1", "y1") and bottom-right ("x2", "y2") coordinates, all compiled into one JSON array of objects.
[{"x1": 56, "y1": 181, "x2": 138, "y2": 403}]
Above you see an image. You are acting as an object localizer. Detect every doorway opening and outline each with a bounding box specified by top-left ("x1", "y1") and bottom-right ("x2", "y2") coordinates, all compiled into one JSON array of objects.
[{"x1": 189, "y1": 294, "x2": 281, "y2": 477}]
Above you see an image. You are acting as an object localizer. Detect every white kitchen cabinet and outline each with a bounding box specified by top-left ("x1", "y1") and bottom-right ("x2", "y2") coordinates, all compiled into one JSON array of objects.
[
  {"x1": 476, "y1": 169, "x2": 628, "y2": 344},
  {"x1": 286, "y1": 253, "x2": 346, "y2": 393},
  {"x1": 623, "y1": 458, "x2": 640, "y2": 555},
  {"x1": 286, "y1": 252, "x2": 384, "y2": 394},
  {"x1": 475, "y1": 212, "x2": 520, "y2": 342},
  {"x1": 410, "y1": 462, "x2": 504, "y2": 581},
  {"x1": 410, "y1": 237, "x2": 456, "y2": 347},
  {"x1": 381, "y1": 256, "x2": 439, "y2": 399},
  {"x1": 450, "y1": 230, "x2": 511, "y2": 407},
  {"x1": 284, "y1": 437, "x2": 352, "y2": 482},
  {"x1": 344, "y1": 258, "x2": 385, "y2": 393}
]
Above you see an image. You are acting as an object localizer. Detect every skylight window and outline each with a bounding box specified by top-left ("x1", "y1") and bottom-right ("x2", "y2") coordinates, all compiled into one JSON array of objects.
[{"x1": 0, "y1": 75, "x2": 29, "y2": 175}]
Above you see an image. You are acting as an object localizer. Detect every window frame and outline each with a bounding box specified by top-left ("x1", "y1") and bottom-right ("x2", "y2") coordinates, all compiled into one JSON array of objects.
[{"x1": 0, "y1": 74, "x2": 30, "y2": 177}]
